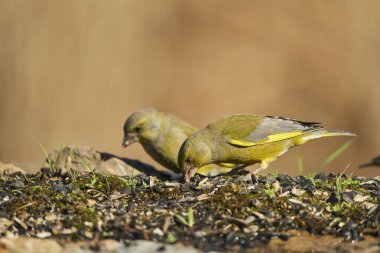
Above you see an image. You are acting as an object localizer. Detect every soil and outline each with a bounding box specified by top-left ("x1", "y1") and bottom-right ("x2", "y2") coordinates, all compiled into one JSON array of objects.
[{"x1": 0, "y1": 150, "x2": 379, "y2": 253}]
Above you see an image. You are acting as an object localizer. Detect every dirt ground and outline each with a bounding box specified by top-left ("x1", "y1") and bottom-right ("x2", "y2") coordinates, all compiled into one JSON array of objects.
[{"x1": 0, "y1": 148, "x2": 379, "y2": 252}]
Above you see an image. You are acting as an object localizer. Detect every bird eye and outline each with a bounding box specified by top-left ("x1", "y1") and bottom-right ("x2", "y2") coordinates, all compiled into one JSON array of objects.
[
  {"x1": 186, "y1": 158, "x2": 192, "y2": 164},
  {"x1": 134, "y1": 125, "x2": 141, "y2": 132}
]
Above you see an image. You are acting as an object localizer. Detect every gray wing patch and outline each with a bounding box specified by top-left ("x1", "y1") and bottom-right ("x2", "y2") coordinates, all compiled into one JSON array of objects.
[{"x1": 245, "y1": 116, "x2": 323, "y2": 143}]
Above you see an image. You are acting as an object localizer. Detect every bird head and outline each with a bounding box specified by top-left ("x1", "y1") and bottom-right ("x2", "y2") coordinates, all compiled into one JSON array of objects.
[
  {"x1": 178, "y1": 135, "x2": 212, "y2": 182},
  {"x1": 122, "y1": 107, "x2": 161, "y2": 147}
]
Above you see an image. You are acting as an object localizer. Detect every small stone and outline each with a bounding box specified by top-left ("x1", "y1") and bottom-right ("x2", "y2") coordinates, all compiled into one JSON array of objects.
[
  {"x1": 196, "y1": 194, "x2": 210, "y2": 201},
  {"x1": 249, "y1": 225, "x2": 259, "y2": 233},
  {"x1": 291, "y1": 187, "x2": 305, "y2": 196},
  {"x1": 60, "y1": 228, "x2": 77, "y2": 234},
  {"x1": 44, "y1": 214, "x2": 57, "y2": 221},
  {"x1": 0, "y1": 162, "x2": 26, "y2": 174},
  {"x1": 368, "y1": 204, "x2": 378, "y2": 214},
  {"x1": 252, "y1": 211, "x2": 266, "y2": 220},
  {"x1": 362, "y1": 201, "x2": 375, "y2": 210},
  {"x1": 288, "y1": 199, "x2": 304, "y2": 205},
  {"x1": 87, "y1": 199, "x2": 97, "y2": 207},
  {"x1": 153, "y1": 228, "x2": 164, "y2": 236},
  {"x1": 149, "y1": 176, "x2": 156, "y2": 187},
  {"x1": 84, "y1": 221, "x2": 93, "y2": 227},
  {"x1": 279, "y1": 191, "x2": 290, "y2": 197},
  {"x1": 194, "y1": 231, "x2": 207, "y2": 237},
  {"x1": 338, "y1": 222, "x2": 346, "y2": 228},
  {"x1": 84, "y1": 231, "x2": 93, "y2": 239},
  {"x1": 353, "y1": 194, "x2": 369, "y2": 202},
  {"x1": 329, "y1": 218, "x2": 341, "y2": 227},
  {"x1": 272, "y1": 180, "x2": 281, "y2": 193},
  {"x1": 36, "y1": 231, "x2": 52, "y2": 238},
  {"x1": 251, "y1": 199, "x2": 262, "y2": 208},
  {"x1": 0, "y1": 218, "x2": 12, "y2": 233},
  {"x1": 165, "y1": 182, "x2": 181, "y2": 187},
  {"x1": 244, "y1": 216, "x2": 256, "y2": 224}
]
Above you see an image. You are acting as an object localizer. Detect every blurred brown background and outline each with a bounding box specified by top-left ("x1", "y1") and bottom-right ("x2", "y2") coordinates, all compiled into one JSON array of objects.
[{"x1": 1, "y1": 1, "x2": 379, "y2": 176}]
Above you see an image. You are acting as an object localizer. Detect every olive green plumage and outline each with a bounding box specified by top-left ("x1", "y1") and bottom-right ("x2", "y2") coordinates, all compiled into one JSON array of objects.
[
  {"x1": 178, "y1": 115, "x2": 356, "y2": 182},
  {"x1": 122, "y1": 107, "x2": 233, "y2": 176}
]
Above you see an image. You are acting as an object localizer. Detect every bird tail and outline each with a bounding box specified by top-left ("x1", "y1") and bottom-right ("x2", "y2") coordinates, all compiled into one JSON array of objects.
[{"x1": 293, "y1": 130, "x2": 356, "y2": 145}]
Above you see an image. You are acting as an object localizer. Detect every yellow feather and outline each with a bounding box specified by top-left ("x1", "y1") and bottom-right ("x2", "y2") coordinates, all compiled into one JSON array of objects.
[
  {"x1": 228, "y1": 139, "x2": 255, "y2": 147},
  {"x1": 196, "y1": 164, "x2": 232, "y2": 176},
  {"x1": 219, "y1": 163, "x2": 237, "y2": 168},
  {"x1": 266, "y1": 131, "x2": 303, "y2": 142},
  {"x1": 229, "y1": 131, "x2": 303, "y2": 147}
]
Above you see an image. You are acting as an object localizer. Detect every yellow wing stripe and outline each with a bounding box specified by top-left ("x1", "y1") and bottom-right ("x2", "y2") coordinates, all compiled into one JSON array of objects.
[
  {"x1": 219, "y1": 163, "x2": 237, "y2": 168},
  {"x1": 196, "y1": 164, "x2": 233, "y2": 176},
  {"x1": 229, "y1": 131, "x2": 303, "y2": 147},
  {"x1": 266, "y1": 131, "x2": 303, "y2": 142},
  {"x1": 228, "y1": 139, "x2": 255, "y2": 147}
]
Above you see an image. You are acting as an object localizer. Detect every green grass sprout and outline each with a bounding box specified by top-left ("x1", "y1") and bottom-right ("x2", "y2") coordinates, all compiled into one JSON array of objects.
[{"x1": 322, "y1": 140, "x2": 354, "y2": 167}]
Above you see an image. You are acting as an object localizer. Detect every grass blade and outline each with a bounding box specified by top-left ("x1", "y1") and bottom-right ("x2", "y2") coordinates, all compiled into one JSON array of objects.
[
  {"x1": 297, "y1": 156, "x2": 304, "y2": 175},
  {"x1": 175, "y1": 214, "x2": 189, "y2": 227},
  {"x1": 188, "y1": 208, "x2": 194, "y2": 228},
  {"x1": 39, "y1": 143, "x2": 52, "y2": 165},
  {"x1": 322, "y1": 140, "x2": 354, "y2": 167}
]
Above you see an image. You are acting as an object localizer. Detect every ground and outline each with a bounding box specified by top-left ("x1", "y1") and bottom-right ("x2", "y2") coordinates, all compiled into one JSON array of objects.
[{"x1": 0, "y1": 147, "x2": 379, "y2": 253}]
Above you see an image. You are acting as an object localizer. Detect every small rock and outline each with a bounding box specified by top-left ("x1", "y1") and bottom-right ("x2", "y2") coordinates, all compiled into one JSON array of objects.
[
  {"x1": 368, "y1": 204, "x2": 378, "y2": 214},
  {"x1": 0, "y1": 218, "x2": 12, "y2": 233},
  {"x1": 291, "y1": 187, "x2": 305, "y2": 197},
  {"x1": 196, "y1": 194, "x2": 210, "y2": 201},
  {"x1": 0, "y1": 238, "x2": 62, "y2": 253},
  {"x1": 153, "y1": 228, "x2": 164, "y2": 237},
  {"x1": 272, "y1": 180, "x2": 281, "y2": 193},
  {"x1": 279, "y1": 191, "x2": 290, "y2": 197},
  {"x1": 44, "y1": 146, "x2": 139, "y2": 176},
  {"x1": 194, "y1": 231, "x2": 207, "y2": 237},
  {"x1": 164, "y1": 182, "x2": 181, "y2": 187},
  {"x1": 100, "y1": 157, "x2": 140, "y2": 177},
  {"x1": 288, "y1": 199, "x2": 304, "y2": 205},
  {"x1": 249, "y1": 225, "x2": 259, "y2": 233},
  {"x1": 252, "y1": 211, "x2": 266, "y2": 220},
  {"x1": 44, "y1": 214, "x2": 58, "y2": 221},
  {"x1": 87, "y1": 199, "x2": 97, "y2": 207},
  {"x1": 353, "y1": 194, "x2": 369, "y2": 202},
  {"x1": 0, "y1": 162, "x2": 26, "y2": 174},
  {"x1": 36, "y1": 231, "x2": 52, "y2": 238}
]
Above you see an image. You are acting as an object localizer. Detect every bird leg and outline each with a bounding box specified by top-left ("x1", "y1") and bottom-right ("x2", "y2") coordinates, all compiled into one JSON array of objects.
[{"x1": 252, "y1": 160, "x2": 271, "y2": 174}]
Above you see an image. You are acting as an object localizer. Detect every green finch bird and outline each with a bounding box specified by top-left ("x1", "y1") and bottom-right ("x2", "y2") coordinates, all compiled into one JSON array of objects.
[
  {"x1": 122, "y1": 107, "x2": 234, "y2": 176},
  {"x1": 178, "y1": 115, "x2": 356, "y2": 182}
]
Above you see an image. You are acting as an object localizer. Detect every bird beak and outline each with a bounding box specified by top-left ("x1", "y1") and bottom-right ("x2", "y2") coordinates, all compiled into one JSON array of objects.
[
  {"x1": 183, "y1": 166, "x2": 198, "y2": 183},
  {"x1": 122, "y1": 133, "x2": 138, "y2": 148}
]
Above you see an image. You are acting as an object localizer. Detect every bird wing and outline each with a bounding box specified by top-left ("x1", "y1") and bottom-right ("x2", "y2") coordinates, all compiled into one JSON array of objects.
[{"x1": 221, "y1": 115, "x2": 323, "y2": 147}]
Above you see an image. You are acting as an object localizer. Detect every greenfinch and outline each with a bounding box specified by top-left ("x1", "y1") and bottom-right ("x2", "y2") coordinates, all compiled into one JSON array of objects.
[
  {"x1": 122, "y1": 107, "x2": 233, "y2": 176},
  {"x1": 178, "y1": 115, "x2": 356, "y2": 182}
]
